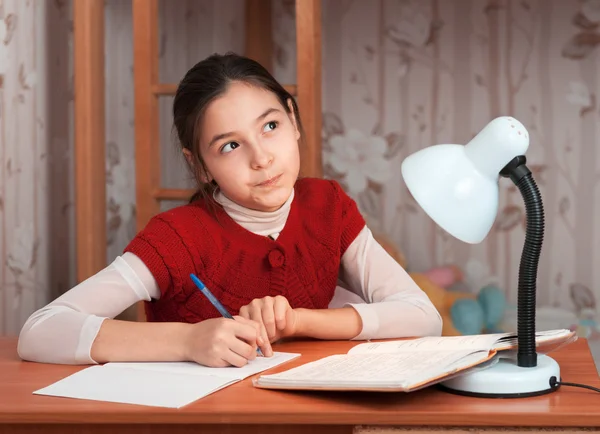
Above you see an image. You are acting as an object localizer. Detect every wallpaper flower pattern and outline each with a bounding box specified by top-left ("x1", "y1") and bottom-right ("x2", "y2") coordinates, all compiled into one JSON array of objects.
[
  {"x1": 315, "y1": 0, "x2": 600, "y2": 345},
  {"x1": 0, "y1": 0, "x2": 599, "y2": 361},
  {"x1": 0, "y1": 0, "x2": 73, "y2": 335}
]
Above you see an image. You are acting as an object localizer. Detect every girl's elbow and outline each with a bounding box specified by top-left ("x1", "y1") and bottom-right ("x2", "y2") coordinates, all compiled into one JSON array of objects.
[
  {"x1": 17, "y1": 310, "x2": 52, "y2": 362},
  {"x1": 429, "y1": 311, "x2": 443, "y2": 336},
  {"x1": 17, "y1": 325, "x2": 37, "y2": 362},
  {"x1": 419, "y1": 305, "x2": 443, "y2": 337}
]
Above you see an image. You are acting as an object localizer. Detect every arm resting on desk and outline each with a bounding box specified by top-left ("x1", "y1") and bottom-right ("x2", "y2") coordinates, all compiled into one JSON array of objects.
[
  {"x1": 18, "y1": 253, "x2": 203, "y2": 364},
  {"x1": 17, "y1": 253, "x2": 160, "y2": 364},
  {"x1": 293, "y1": 307, "x2": 363, "y2": 340},
  {"x1": 330, "y1": 226, "x2": 443, "y2": 340}
]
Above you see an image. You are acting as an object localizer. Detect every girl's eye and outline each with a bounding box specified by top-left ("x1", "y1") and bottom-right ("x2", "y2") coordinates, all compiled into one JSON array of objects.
[
  {"x1": 263, "y1": 121, "x2": 278, "y2": 133},
  {"x1": 220, "y1": 142, "x2": 240, "y2": 154}
]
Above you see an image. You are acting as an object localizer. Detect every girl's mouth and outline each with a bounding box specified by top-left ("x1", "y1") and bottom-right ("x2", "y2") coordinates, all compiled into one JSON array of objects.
[{"x1": 256, "y1": 174, "x2": 282, "y2": 187}]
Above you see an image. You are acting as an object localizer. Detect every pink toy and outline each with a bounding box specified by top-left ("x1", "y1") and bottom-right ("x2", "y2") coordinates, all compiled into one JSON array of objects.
[{"x1": 422, "y1": 265, "x2": 463, "y2": 288}]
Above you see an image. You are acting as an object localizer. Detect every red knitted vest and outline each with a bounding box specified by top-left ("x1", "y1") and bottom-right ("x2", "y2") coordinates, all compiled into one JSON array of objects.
[{"x1": 123, "y1": 178, "x2": 365, "y2": 323}]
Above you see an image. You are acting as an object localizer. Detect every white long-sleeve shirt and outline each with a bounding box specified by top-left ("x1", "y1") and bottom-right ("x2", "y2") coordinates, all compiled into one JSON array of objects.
[{"x1": 18, "y1": 189, "x2": 442, "y2": 365}]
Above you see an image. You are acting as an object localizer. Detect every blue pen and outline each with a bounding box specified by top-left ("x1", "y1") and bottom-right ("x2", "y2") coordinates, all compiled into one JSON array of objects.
[{"x1": 190, "y1": 273, "x2": 264, "y2": 357}]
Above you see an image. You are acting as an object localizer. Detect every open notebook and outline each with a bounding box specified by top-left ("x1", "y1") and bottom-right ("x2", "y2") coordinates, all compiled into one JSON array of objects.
[
  {"x1": 254, "y1": 329, "x2": 576, "y2": 393},
  {"x1": 33, "y1": 352, "x2": 300, "y2": 408}
]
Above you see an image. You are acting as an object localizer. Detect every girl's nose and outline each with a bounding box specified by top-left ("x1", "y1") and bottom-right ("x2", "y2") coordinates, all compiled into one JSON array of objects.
[{"x1": 250, "y1": 145, "x2": 274, "y2": 169}]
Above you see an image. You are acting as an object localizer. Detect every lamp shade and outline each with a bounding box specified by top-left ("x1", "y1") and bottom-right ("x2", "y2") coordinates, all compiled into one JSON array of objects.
[{"x1": 400, "y1": 116, "x2": 530, "y2": 244}]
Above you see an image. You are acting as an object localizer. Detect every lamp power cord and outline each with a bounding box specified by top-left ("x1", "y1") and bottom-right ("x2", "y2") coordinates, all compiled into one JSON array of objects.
[{"x1": 550, "y1": 376, "x2": 600, "y2": 393}]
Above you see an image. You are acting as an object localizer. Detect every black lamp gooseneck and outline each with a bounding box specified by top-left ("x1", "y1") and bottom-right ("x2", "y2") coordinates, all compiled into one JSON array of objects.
[{"x1": 499, "y1": 155, "x2": 543, "y2": 368}]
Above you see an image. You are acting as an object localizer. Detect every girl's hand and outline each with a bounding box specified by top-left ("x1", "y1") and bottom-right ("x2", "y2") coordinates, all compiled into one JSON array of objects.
[
  {"x1": 238, "y1": 295, "x2": 298, "y2": 356},
  {"x1": 183, "y1": 316, "x2": 263, "y2": 367}
]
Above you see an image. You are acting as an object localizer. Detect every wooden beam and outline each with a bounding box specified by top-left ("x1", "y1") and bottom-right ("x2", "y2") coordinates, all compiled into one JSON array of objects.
[
  {"x1": 296, "y1": 0, "x2": 323, "y2": 178},
  {"x1": 283, "y1": 84, "x2": 296, "y2": 96},
  {"x1": 73, "y1": 0, "x2": 107, "y2": 283},
  {"x1": 133, "y1": 0, "x2": 161, "y2": 322},
  {"x1": 245, "y1": 0, "x2": 273, "y2": 72},
  {"x1": 151, "y1": 83, "x2": 177, "y2": 95},
  {"x1": 133, "y1": 0, "x2": 161, "y2": 232}
]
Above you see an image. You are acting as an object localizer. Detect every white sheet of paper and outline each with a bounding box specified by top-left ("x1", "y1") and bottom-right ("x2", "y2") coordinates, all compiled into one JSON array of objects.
[
  {"x1": 33, "y1": 352, "x2": 300, "y2": 408},
  {"x1": 34, "y1": 365, "x2": 234, "y2": 408},
  {"x1": 106, "y1": 351, "x2": 299, "y2": 380}
]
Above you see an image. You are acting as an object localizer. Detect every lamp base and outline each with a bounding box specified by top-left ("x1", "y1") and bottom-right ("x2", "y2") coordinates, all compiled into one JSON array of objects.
[{"x1": 438, "y1": 354, "x2": 560, "y2": 398}]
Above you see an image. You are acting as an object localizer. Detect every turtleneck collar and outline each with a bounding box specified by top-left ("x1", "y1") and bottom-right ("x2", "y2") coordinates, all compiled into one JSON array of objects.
[{"x1": 213, "y1": 188, "x2": 294, "y2": 238}]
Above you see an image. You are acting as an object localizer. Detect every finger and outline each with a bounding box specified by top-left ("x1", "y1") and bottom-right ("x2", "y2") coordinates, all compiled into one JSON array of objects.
[
  {"x1": 261, "y1": 298, "x2": 277, "y2": 338},
  {"x1": 233, "y1": 316, "x2": 266, "y2": 348},
  {"x1": 221, "y1": 347, "x2": 252, "y2": 368},
  {"x1": 238, "y1": 305, "x2": 250, "y2": 319},
  {"x1": 211, "y1": 357, "x2": 232, "y2": 368},
  {"x1": 245, "y1": 306, "x2": 269, "y2": 349},
  {"x1": 233, "y1": 315, "x2": 260, "y2": 330},
  {"x1": 250, "y1": 312, "x2": 272, "y2": 356},
  {"x1": 231, "y1": 318, "x2": 260, "y2": 346},
  {"x1": 258, "y1": 322, "x2": 273, "y2": 356},
  {"x1": 273, "y1": 296, "x2": 288, "y2": 331},
  {"x1": 229, "y1": 334, "x2": 257, "y2": 363}
]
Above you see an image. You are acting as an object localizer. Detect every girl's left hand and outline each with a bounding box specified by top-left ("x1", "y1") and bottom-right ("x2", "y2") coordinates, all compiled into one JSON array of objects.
[{"x1": 238, "y1": 295, "x2": 298, "y2": 356}]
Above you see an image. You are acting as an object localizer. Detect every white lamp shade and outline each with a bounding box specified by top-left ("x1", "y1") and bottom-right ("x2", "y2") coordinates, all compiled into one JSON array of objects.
[{"x1": 400, "y1": 116, "x2": 530, "y2": 244}]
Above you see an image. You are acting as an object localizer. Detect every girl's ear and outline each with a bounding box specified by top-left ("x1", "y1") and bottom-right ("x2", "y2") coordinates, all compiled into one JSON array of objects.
[
  {"x1": 287, "y1": 98, "x2": 301, "y2": 141},
  {"x1": 183, "y1": 148, "x2": 212, "y2": 183},
  {"x1": 182, "y1": 148, "x2": 194, "y2": 167},
  {"x1": 201, "y1": 171, "x2": 213, "y2": 183}
]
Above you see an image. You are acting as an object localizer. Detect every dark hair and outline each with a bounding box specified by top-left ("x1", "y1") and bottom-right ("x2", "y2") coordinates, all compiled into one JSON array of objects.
[{"x1": 172, "y1": 52, "x2": 303, "y2": 203}]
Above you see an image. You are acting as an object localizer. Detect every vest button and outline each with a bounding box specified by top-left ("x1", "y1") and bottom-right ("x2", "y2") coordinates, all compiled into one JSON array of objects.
[{"x1": 268, "y1": 249, "x2": 285, "y2": 268}]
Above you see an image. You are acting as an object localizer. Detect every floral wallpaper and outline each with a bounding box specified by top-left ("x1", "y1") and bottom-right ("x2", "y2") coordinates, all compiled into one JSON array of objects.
[
  {"x1": 0, "y1": 0, "x2": 599, "y2": 367},
  {"x1": 0, "y1": 0, "x2": 73, "y2": 335},
  {"x1": 314, "y1": 0, "x2": 600, "y2": 345}
]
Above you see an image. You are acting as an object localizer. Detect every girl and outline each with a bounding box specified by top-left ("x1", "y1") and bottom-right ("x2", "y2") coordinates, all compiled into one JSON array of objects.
[{"x1": 18, "y1": 53, "x2": 442, "y2": 368}]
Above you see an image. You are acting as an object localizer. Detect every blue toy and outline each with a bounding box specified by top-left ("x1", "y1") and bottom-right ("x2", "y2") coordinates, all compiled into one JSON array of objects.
[{"x1": 450, "y1": 284, "x2": 506, "y2": 335}]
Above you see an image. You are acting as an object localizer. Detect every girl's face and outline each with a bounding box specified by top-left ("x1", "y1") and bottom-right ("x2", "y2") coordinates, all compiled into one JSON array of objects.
[{"x1": 194, "y1": 82, "x2": 301, "y2": 212}]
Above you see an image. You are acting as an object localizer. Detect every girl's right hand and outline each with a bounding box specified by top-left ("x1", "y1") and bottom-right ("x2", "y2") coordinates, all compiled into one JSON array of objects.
[{"x1": 183, "y1": 316, "x2": 263, "y2": 367}]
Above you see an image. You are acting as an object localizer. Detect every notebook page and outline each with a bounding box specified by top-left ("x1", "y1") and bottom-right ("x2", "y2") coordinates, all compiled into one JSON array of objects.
[
  {"x1": 349, "y1": 329, "x2": 575, "y2": 355},
  {"x1": 349, "y1": 334, "x2": 507, "y2": 355},
  {"x1": 33, "y1": 365, "x2": 236, "y2": 408},
  {"x1": 33, "y1": 352, "x2": 301, "y2": 408},
  {"x1": 256, "y1": 349, "x2": 483, "y2": 389},
  {"x1": 106, "y1": 351, "x2": 300, "y2": 380},
  {"x1": 492, "y1": 329, "x2": 575, "y2": 351}
]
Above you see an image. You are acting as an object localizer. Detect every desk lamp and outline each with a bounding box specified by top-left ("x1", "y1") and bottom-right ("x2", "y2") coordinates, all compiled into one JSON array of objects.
[{"x1": 401, "y1": 116, "x2": 559, "y2": 398}]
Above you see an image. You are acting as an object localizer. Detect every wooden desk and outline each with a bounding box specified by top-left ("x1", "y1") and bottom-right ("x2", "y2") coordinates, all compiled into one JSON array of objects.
[{"x1": 0, "y1": 337, "x2": 599, "y2": 434}]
